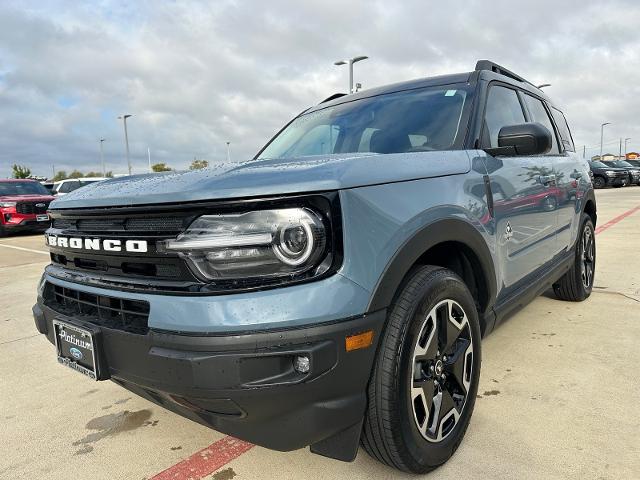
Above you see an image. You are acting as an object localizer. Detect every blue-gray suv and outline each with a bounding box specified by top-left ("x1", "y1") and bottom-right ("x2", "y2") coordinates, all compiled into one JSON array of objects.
[{"x1": 33, "y1": 60, "x2": 596, "y2": 473}]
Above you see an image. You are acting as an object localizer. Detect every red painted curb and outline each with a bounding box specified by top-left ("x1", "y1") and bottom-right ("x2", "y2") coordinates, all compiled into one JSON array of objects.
[
  {"x1": 150, "y1": 436, "x2": 254, "y2": 480},
  {"x1": 594, "y1": 205, "x2": 640, "y2": 235}
]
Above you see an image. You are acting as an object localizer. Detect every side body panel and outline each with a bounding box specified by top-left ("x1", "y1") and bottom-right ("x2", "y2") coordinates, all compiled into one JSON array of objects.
[
  {"x1": 553, "y1": 152, "x2": 591, "y2": 253},
  {"x1": 338, "y1": 151, "x2": 496, "y2": 311},
  {"x1": 481, "y1": 152, "x2": 557, "y2": 290}
]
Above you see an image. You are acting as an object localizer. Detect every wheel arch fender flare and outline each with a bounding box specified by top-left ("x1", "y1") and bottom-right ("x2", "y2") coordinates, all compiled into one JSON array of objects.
[
  {"x1": 582, "y1": 188, "x2": 597, "y2": 225},
  {"x1": 366, "y1": 218, "x2": 497, "y2": 316}
]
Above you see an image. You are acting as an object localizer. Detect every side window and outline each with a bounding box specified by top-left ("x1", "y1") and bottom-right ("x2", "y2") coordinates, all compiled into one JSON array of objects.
[
  {"x1": 521, "y1": 94, "x2": 559, "y2": 154},
  {"x1": 551, "y1": 107, "x2": 575, "y2": 152},
  {"x1": 483, "y1": 86, "x2": 526, "y2": 148}
]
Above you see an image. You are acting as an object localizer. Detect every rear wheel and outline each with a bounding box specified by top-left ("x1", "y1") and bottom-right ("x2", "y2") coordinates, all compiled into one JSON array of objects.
[
  {"x1": 361, "y1": 266, "x2": 481, "y2": 473},
  {"x1": 554, "y1": 214, "x2": 595, "y2": 301}
]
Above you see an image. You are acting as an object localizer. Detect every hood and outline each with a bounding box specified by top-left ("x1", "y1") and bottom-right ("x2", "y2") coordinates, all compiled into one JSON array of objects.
[
  {"x1": 50, "y1": 151, "x2": 472, "y2": 209},
  {"x1": 592, "y1": 166, "x2": 626, "y2": 172},
  {"x1": 0, "y1": 194, "x2": 55, "y2": 202}
]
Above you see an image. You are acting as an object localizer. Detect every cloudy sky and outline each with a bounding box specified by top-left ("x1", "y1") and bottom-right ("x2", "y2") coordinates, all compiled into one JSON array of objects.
[{"x1": 1, "y1": 0, "x2": 639, "y2": 178}]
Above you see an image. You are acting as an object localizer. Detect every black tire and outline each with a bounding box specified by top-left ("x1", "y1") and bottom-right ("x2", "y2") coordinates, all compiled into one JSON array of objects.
[
  {"x1": 593, "y1": 176, "x2": 606, "y2": 189},
  {"x1": 553, "y1": 214, "x2": 595, "y2": 301},
  {"x1": 361, "y1": 266, "x2": 482, "y2": 473},
  {"x1": 0, "y1": 224, "x2": 6, "y2": 238}
]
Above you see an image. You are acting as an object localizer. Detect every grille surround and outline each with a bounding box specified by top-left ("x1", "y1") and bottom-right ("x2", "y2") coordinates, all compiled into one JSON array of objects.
[{"x1": 45, "y1": 193, "x2": 343, "y2": 294}]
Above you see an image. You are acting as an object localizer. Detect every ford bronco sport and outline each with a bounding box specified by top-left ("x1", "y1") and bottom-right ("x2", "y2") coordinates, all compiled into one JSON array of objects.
[{"x1": 33, "y1": 60, "x2": 596, "y2": 473}]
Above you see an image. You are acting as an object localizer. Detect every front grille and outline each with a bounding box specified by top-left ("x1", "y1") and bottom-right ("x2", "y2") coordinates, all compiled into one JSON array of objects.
[
  {"x1": 44, "y1": 283, "x2": 150, "y2": 334},
  {"x1": 16, "y1": 202, "x2": 49, "y2": 214},
  {"x1": 53, "y1": 216, "x2": 186, "y2": 233},
  {"x1": 48, "y1": 211, "x2": 195, "y2": 283}
]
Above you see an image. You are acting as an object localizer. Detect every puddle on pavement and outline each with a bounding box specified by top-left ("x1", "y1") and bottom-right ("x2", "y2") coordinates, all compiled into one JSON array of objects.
[
  {"x1": 211, "y1": 468, "x2": 237, "y2": 480},
  {"x1": 73, "y1": 409, "x2": 153, "y2": 446}
]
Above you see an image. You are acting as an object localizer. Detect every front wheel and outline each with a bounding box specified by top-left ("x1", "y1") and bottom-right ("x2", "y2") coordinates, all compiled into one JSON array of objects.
[
  {"x1": 361, "y1": 266, "x2": 482, "y2": 473},
  {"x1": 553, "y1": 214, "x2": 595, "y2": 301},
  {"x1": 593, "y1": 176, "x2": 606, "y2": 189}
]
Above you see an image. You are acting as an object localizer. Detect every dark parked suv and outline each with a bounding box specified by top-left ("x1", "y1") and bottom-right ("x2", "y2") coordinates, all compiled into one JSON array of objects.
[
  {"x1": 602, "y1": 160, "x2": 640, "y2": 185},
  {"x1": 589, "y1": 160, "x2": 628, "y2": 188},
  {"x1": 33, "y1": 61, "x2": 596, "y2": 473}
]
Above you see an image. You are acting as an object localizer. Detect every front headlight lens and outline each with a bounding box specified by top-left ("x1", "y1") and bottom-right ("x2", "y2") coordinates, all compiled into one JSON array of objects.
[
  {"x1": 161, "y1": 208, "x2": 328, "y2": 281},
  {"x1": 0, "y1": 202, "x2": 16, "y2": 208}
]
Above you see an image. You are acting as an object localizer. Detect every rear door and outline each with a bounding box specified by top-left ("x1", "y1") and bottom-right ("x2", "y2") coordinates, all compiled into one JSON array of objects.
[
  {"x1": 481, "y1": 84, "x2": 557, "y2": 292},
  {"x1": 548, "y1": 106, "x2": 583, "y2": 254},
  {"x1": 519, "y1": 93, "x2": 571, "y2": 258}
]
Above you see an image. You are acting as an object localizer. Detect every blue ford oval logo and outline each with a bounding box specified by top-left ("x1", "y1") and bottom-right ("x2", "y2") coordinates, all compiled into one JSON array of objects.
[{"x1": 69, "y1": 347, "x2": 83, "y2": 360}]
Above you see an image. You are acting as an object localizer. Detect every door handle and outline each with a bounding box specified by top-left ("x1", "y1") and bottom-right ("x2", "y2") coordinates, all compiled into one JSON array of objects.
[{"x1": 539, "y1": 174, "x2": 556, "y2": 186}]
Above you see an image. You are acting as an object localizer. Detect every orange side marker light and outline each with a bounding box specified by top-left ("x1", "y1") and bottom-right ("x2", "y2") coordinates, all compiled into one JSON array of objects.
[{"x1": 345, "y1": 330, "x2": 374, "y2": 352}]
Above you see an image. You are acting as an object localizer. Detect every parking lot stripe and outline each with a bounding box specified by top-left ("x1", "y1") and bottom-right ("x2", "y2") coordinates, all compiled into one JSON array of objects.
[
  {"x1": 0, "y1": 243, "x2": 49, "y2": 255},
  {"x1": 149, "y1": 436, "x2": 254, "y2": 480},
  {"x1": 594, "y1": 205, "x2": 640, "y2": 235}
]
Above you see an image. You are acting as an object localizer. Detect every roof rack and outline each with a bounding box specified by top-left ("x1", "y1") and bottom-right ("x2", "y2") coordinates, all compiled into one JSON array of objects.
[
  {"x1": 475, "y1": 60, "x2": 533, "y2": 86},
  {"x1": 319, "y1": 93, "x2": 347, "y2": 104}
]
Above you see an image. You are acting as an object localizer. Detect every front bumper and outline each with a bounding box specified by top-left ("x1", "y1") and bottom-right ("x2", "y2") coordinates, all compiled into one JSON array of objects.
[
  {"x1": 33, "y1": 291, "x2": 385, "y2": 456},
  {"x1": 606, "y1": 175, "x2": 627, "y2": 186},
  {"x1": 2, "y1": 217, "x2": 50, "y2": 232}
]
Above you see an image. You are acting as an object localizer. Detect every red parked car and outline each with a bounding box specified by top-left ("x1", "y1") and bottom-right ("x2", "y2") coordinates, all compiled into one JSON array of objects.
[{"x1": 0, "y1": 179, "x2": 55, "y2": 236}]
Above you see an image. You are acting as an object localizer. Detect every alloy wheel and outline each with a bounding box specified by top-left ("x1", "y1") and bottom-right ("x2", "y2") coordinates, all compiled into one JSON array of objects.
[
  {"x1": 580, "y1": 225, "x2": 595, "y2": 288},
  {"x1": 410, "y1": 299, "x2": 473, "y2": 443}
]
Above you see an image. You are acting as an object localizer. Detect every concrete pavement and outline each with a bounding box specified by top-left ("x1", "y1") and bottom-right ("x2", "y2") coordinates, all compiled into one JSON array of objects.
[{"x1": 1, "y1": 187, "x2": 638, "y2": 479}]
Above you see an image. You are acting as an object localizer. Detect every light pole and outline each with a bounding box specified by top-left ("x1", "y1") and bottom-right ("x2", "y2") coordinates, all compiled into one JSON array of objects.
[
  {"x1": 600, "y1": 122, "x2": 611, "y2": 161},
  {"x1": 226, "y1": 142, "x2": 231, "y2": 162},
  {"x1": 99, "y1": 138, "x2": 106, "y2": 176},
  {"x1": 118, "y1": 114, "x2": 133, "y2": 175},
  {"x1": 625, "y1": 137, "x2": 631, "y2": 159},
  {"x1": 334, "y1": 56, "x2": 368, "y2": 94},
  {"x1": 537, "y1": 83, "x2": 551, "y2": 89}
]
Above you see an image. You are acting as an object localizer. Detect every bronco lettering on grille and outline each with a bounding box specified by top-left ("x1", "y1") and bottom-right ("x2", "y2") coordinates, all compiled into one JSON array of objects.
[{"x1": 46, "y1": 235, "x2": 148, "y2": 253}]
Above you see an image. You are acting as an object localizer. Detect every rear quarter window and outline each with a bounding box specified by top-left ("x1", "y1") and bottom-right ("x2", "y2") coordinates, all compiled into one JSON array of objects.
[{"x1": 550, "y1": 107, "x2": 575, "y2": 152}]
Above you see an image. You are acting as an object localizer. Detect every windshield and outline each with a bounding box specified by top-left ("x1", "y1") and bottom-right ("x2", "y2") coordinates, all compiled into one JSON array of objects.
[
  {"x1": 258, "y1": 85, "x2": 470, "y2": 159},
  {"x1": 0, "y1": 181, "x2": 50, "y2": 196},
  {"x1": 613, "y1": 160, "x2": 634, "y2": 168},
  {"x1": 590, "y1": 161, "x2": 608, "y2": 168}
]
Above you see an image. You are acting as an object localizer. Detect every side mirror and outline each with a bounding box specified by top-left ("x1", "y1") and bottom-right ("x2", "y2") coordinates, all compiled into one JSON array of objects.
[{"x1": 486, "y1": 122, "x2": 552, "y2": 156}]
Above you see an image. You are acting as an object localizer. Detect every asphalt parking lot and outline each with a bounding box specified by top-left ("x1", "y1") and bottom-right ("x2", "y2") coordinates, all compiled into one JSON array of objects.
[{"x1": 1, "y1": 188, "x2": 639, "y2": 480}]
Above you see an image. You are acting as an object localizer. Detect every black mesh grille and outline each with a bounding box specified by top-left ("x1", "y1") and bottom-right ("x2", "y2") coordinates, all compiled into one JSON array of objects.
[
  {"x1": 52, "y1": 216, "x2": 185, "y2": 233},
  {"x1": 45, "y1": 283, "x2": 150, "y2": 334},
  {"x1": 16, "y1": 202, "x2": 49, "y2": 214}
]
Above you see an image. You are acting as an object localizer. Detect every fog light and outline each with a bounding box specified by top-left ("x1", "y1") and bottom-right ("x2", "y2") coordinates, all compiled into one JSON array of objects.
[{"x1": 293, "y1": 355, "x2": 310, "y2": 374}]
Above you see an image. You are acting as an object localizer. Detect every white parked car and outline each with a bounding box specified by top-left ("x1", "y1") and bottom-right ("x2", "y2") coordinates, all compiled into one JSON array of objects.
[{"x1": 52, "y1": 177, "x2": 108, "y2": 196}]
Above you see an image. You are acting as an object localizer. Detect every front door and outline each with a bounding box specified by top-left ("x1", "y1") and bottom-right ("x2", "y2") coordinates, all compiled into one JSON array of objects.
[{"x1": 480, "y1": 84, "x2": 558, "y2": 293}]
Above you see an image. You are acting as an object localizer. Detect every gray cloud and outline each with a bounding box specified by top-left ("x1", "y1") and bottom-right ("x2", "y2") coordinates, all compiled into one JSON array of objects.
[{"x1": 0, "y1": 0, "x2": 639, "y2": 178}]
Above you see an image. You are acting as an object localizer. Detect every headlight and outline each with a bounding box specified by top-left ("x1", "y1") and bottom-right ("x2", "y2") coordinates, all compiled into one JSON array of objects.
[
  {"x1": 605, "y1": 170, "x2": 614, "y2": 175},
  {"x1": 0, "y1": 202, "x2": 16, "y2": 208},
  {"x1": 160, "y1": 208, "x2": 330, "y2": 281}
]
